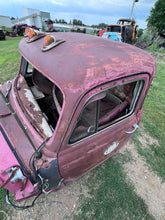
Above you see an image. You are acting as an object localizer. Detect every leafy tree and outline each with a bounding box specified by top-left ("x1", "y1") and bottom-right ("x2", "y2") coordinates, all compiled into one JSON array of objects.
[
  {"x1": 98, "y1": 23, "x2": 108, "y2": 29},
  {"x1": 61, "y1": 19, "x2": 67, "y2": 24},
  {"x1": 73, "y1": 19, "x2": 78, "y2": 25},
  {"x1": 138, "y1": 28, "x2": 143, "y2": 37},
  {"x1": 147, "y1": 0, "x2": 165, "y2": 33},
  {"x1": 72, "y1": 19, "x2": 84, "y2": 26},
  {"x1": 54, "y1": 19, "x2": 67, "y2": 24},
  {"x1": 54, "y1": 19, "x2": 59, "y2": 23},
  {"x1": 77, "y1": 20, "x2": 82, "y2": 26}
]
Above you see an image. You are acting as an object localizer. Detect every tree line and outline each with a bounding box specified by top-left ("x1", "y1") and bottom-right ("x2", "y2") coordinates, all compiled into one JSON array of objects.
[
  {"x1": 53, "y1": 19, "x2": 108, "y2": 29},
  {"x1": 54, "y1": 18, "x2": 85, "y2": 26}
]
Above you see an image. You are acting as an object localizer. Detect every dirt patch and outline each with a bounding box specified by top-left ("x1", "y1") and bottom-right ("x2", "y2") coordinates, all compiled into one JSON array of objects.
[
  {"x1": 9, "y1": 173, "x2": 91, "y2": 220},
  {"x1": 150, "y1": 52, "x2": 165, "y2": 64},
  {"x1": 138, "y1": 127, "x2": 159, "y2": 148},
  {"x1": 122, "y1": 137, "x2": 165, "y2": 220}
]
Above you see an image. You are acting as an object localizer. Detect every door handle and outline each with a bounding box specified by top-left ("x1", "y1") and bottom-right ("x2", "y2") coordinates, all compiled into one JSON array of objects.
[{"x1": 125, "y1": 124, "x2": 139, "y2": 134}]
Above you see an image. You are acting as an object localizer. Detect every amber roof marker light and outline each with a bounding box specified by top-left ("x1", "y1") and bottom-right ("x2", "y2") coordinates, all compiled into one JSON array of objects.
[
  {"x1": 26, "y1": 30, "x2": 46, "y2": 43},
  {"x1": 24, "y1": 28, "x2": 32, "y2": 37},
  {"x1": 42, "y1": 35, "x2": 65, "y2": 52}
]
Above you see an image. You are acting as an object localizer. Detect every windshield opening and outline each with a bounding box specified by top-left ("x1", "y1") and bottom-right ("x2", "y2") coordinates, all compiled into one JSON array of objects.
[
  {"x1": 16, "y1": 57, "x2": 63, "y2": 138},
  {"x1": 107, "y1": 26, "x2": 121, "y2": 33}
]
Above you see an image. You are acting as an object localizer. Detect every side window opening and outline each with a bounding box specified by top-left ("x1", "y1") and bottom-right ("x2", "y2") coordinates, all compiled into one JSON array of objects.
[
  {"x1": 16, "y1": 58, "x2": 63, "y2": 138},
  {"x1": 98, "y1": 82, "x2": 137, "y2": 127},
  {"x1": 69, "y1": 102, "x2": 97, "y2": 143},
  {"x1": 69, "y1": 80, "x2": 144, "y2": 144}
]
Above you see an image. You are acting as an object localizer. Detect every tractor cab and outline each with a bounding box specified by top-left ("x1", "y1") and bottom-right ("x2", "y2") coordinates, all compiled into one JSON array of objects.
[{"x1": 117, "y1": 18, "x2": 138, "y2": 42}]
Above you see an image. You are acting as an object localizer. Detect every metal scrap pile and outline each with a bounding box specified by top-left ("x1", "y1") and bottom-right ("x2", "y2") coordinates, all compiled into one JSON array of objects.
[{"x1": 134, "y1": 33, "x2": 165, "y2": 49}]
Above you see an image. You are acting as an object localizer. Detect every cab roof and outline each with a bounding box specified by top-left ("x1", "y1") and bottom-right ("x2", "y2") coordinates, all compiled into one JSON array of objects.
[
  {"x1": 19, "y1": 32, "x2": 156, "y2": 99},
  {"x1": 117, "y1": 18, "x2": 135, "y2": 23}
]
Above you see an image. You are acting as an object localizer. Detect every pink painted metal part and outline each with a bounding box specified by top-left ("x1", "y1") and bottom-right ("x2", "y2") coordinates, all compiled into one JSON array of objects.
[{"x1": 0, "y1": 128, "x2": 34, "y2": 200}]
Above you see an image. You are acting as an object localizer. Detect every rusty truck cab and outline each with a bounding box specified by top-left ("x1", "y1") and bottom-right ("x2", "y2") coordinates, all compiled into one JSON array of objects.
[{"x1": 0, "y1": 31, "x2": 156, "y2": 201}]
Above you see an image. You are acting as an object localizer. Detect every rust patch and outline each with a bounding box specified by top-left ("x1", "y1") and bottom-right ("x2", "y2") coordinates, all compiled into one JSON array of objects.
[{"x1": 16, "y1": 75, "x2": 53, "y2": 138}]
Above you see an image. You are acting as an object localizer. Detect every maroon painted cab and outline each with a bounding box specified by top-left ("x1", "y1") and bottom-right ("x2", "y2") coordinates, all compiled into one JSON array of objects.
[{"x1": 0, "y1": 31, "x2": 156, "y2": 202}]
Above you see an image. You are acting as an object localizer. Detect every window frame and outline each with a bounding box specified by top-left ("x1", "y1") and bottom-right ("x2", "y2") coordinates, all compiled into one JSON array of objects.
[
  {"x1": 68, "y1": 76, "x2": 147, "y2": 145},
  {"x1": 16, "y1": 57, "x2": 64, "y2": 139}
]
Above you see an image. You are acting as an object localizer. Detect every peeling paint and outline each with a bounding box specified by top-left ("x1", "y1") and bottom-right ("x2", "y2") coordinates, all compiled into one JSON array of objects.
[
  {"x1": 24, "y1": 88, "x2": 41, "y2": 112},
  {"x1": 41, "y1": 117, "x2": 53, "y2": 137}
]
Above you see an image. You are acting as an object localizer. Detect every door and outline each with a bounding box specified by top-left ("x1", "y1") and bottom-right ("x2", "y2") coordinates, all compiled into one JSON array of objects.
[{"x1": 58, "y1": 75, "x2": 148, "y2": 183}]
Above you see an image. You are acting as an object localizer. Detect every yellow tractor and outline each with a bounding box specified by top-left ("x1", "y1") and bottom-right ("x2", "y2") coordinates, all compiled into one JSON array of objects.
[{"x1": 117, "y1": 18, "x2": 138, "y2": 42}]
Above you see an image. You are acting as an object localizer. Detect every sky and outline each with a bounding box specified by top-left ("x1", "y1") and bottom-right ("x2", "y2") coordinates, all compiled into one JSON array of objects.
[{"x1": 0, "y1": 0, "x2": 157, "y2": 28}]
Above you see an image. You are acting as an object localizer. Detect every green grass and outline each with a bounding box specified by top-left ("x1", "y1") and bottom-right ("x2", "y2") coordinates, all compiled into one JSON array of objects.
[
  {"x1": 129, "y1": 51, "x2": 165, "y2": 181},
  {"x1": 140, "y1": 53, "x2": 165, "y2": 180},
  {"x1": 129, "y1": 50, "x2": 165, "y2": 181},
  {"x1": 72, "y1": 155, "x2": 154, "y2": 220},
  {"x1": 0, "y1": 189, "x2": 8, "y2": 220},
  {"x1": 0, "y1": 36, "x2": 22, "y2": 83},
  {"x1": 0, "y1": 36, "x2": 21, "y2": 220},
  {"x1": 142, "y1": 59, "x2": 165, "y2": 144}
]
